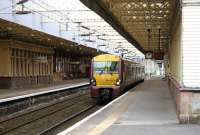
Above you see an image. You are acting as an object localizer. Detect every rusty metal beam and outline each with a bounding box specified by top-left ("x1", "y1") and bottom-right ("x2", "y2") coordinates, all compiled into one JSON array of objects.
[{"x1": 80, "y1": 0, "x2": 145, "y2": 54}]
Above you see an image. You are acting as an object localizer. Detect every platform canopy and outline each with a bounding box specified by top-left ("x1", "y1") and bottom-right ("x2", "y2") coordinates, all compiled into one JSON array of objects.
[
  {"x1": 81, "y1": 0, "x2": 177, "y2": 54},
  {"x1": 0, "y1": 0, "x2": 145, "y2": 60}
]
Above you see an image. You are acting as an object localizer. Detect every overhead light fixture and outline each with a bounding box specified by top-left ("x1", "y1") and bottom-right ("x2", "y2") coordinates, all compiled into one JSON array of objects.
[
  {"x1": 98, "y1": 44, "x2": 106, "y2": 46},
  {"x1": 15, "y1": 4, "x2": 31, "y2": 15},
  {"x1": 81, "y1": 26, "x2": 90, "y2": 30},
  {"x1": 79, "y1": 33, "x2": 93, "y2": 36},
  {"x1": 98, "y1": 37, "x2": 106, "y2": 41},
  {"x1": 16, "y1": 0, "x2": 29, "y2": 4},
  {"x1": 15, "y1": 10, "x2": 31, "y2": 15},
  {"x1": 85, "y1": 39, "x2": 95, "y2": 42}
]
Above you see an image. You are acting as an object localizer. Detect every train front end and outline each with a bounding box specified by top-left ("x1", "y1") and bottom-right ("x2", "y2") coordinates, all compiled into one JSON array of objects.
[{"x1": 90, "y1": 54, "x2": 122, "y2": 102}]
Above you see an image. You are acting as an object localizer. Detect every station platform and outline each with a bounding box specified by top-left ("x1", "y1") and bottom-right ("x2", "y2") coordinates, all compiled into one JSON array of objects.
[
  {"x1": 59, "y1": 78, "x2": 200, "y2": 135},
  {"x1": 0, "y1": 79, "x2": 89, "y2": 101}
]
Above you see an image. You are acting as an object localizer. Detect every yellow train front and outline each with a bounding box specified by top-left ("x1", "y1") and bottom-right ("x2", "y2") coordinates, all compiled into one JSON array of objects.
[{"x1": 90, "y1": 54, "x2": 144, "y2": 103}]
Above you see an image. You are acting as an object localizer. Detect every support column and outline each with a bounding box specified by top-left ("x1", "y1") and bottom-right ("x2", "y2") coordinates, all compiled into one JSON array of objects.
[
  {"x1": 169, "y1": 1, "x2": 200, "y2": 123},
  {"x1": 0, "y1": 41, "x2": 11, "y2": 88}
]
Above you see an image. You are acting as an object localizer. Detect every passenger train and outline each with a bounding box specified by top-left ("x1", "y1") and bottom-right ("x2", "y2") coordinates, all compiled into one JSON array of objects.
[{"x1": 90, "y1": 54, "x2": 144, "y2": 103}]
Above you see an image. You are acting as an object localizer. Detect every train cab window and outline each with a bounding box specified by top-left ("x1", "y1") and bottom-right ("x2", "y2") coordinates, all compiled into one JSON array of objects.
[
  {"x1": 94, "y1": 62, "x2": 106, "y2": 74},
  {"x1": 93, "y1": 61, "x2": 118, "y2": 74},
  {"x1": 107, "y1": 61, "x2": 118, "y2": 73}
]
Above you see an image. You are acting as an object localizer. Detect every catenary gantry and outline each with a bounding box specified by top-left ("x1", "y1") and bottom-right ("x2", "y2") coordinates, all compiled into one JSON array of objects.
[{"x1": 0, "y1": 0, "x2": 145, "y2": 58}]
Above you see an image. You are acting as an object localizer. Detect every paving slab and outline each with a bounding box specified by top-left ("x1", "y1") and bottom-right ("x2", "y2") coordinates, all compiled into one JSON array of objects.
[
  {"x1": 0, "y1": 79, "x2": 89, "y2": 99},
  {"x1": 59, "y1": 79, "x2": 200, "y2": 135}
]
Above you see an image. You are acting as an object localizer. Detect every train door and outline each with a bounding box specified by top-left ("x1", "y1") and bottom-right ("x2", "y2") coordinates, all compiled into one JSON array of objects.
[{"x1": 121, "y1": 60, "x2": 126, "y2": 87}]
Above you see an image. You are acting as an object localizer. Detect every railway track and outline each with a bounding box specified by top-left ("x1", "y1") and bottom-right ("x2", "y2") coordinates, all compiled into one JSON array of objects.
[
  {"x1": 0, "y1": 90, "x2": 97, "y2": 135},
  {"x1": 38, "y1": 104, "x2": 96, "y2": 135}
]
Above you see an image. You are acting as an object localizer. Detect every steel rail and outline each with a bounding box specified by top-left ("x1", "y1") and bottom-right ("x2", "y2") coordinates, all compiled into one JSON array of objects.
[
  {"x1": 0, "y1": 91, "x2": 90, "y2": 134},
  {"x1": 38, "y1": 104, "x2": 96, "y2": 135}
]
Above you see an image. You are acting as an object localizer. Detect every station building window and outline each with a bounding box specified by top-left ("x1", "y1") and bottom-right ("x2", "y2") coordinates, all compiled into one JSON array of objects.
[{"x1": 10, "y1": 48, "x2": 53, "y2": 77}]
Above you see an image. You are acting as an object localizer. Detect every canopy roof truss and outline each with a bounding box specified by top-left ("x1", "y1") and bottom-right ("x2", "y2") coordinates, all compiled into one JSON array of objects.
[
  {"x1": 81, "y1": 0, "x2": 176, "y2": 53},
  {"x1": 102, "y1": 0, "x2": 174, "y2": 52}
]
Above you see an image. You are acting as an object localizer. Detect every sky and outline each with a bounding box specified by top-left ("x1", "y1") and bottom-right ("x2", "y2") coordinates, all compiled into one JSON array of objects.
[{"x1": 15, "y1": 0, "x2": 144, "y2": 59}]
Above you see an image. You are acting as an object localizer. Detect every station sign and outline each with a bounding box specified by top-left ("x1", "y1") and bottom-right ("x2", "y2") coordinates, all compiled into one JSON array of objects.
[
  {"x1": 70, "y1": 61, "x2": 80, "y2": 64},
  {"x1": 145, "y1": 52, "x2": 164, "y2": 60},
  {"x1": 33, "y1": 56, "x2": 48, "y2": 63},
  {"x1": 154, "y1": 52, "x2": 164, "y2": 60}
]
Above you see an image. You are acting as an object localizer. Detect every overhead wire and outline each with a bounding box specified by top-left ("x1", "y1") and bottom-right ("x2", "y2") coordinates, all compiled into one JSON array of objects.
[
  {"x1": 14, "y1": 0, "x2": 142, "y2": 57},
  {"x1": 32, "y1": 0, "x2": 136, "y2": 55},
  {"x1": 0, "y1": 4, "x2": 16, "y2": 11},
  {"x1": 33, "y1": 0, "x2": 124, "y2": 47}
]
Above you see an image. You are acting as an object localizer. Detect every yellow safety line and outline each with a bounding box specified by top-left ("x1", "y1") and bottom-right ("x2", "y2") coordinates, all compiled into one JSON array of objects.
[{"x1": 86, "y1": 92, "x2": 135, "y2": 135}]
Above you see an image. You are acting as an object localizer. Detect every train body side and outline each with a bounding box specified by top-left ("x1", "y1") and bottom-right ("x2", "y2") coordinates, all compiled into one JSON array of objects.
[{"x1": 90, "y1": 54, "x2": 144, "y2": 101}]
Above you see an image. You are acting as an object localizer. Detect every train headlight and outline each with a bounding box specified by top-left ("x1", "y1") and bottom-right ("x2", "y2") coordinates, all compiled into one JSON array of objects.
[
  {"x1": 116, "y1": 79, "x2": 121, "y2": 86},
  {"x1": 90, "y1": 79, "x2": 96, "y2": 86}
]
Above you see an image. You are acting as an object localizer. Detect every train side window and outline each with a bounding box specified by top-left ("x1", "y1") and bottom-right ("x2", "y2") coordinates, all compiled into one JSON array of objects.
[{"x1": 132, "y1": 65, "x2": 134, "y2": 72}]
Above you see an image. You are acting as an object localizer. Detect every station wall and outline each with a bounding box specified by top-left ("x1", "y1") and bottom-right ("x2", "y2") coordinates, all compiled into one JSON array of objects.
[
  {"x1": 0, "y1": 39, "x2": 92, "y2": 89},
  {"x1": 0, "y1": 40, "x2": 54, "y2": 89},
  {"x1": 168, "y1": 6, "x2": 182, "y2": 84},
  {"x1": 182, "y1": 3, "x2": 200, "y2": 88},
  {"x1": 168, "y1": 1, "x2": 200, "y2": 123},
  {"x1": 53, "y1": 50, "x2": 90, "y2": 81}
]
